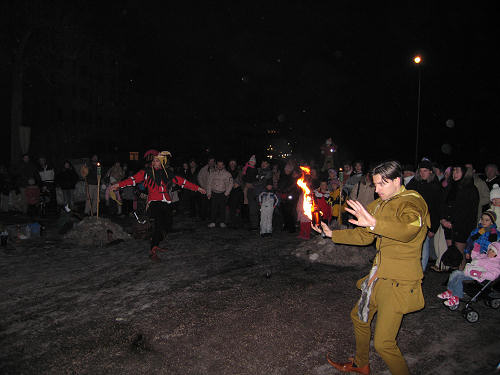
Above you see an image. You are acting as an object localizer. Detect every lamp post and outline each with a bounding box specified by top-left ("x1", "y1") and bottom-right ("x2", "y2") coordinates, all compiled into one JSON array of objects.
[
  {"x1": 96, "y1": 162, "x2": 101, "y2": 219},
  {"x1": 413, "y1": 55, "x2": 422, "y2": 167}
]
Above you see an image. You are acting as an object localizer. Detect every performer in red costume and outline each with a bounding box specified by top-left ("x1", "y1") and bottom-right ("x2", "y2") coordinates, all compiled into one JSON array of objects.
[{"x1": 111, "y1": 150, "x2": 206, "y2": 261}]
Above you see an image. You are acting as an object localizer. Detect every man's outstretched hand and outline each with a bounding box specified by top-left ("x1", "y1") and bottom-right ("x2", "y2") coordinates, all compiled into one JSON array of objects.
[{"x1": 344, "y1": 199, "x2": 376, "y2": 228}]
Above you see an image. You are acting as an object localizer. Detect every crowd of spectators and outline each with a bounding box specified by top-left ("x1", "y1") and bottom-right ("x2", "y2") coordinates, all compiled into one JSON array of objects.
[{"x1": 1, "y1": 149, "x2": 499, "y2": 272}]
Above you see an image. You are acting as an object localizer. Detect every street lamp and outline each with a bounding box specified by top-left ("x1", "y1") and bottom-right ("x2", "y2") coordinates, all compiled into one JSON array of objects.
[{"x1": 413, "y1": 55, "x2": 422, "y2": 167}]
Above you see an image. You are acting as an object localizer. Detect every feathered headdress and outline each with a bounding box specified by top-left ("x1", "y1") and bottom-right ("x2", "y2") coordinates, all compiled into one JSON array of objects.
[{"x1": 156, "y1": 151, "x2": 171, "y2": 167}]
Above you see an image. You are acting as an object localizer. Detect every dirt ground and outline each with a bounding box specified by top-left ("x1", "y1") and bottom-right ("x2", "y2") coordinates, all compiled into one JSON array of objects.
[{"x1": 1, "y1": 211, "x2": 499, "y2": 375}]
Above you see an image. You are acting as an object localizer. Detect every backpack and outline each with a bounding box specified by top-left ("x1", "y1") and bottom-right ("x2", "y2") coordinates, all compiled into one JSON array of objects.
[{"x1": 440, "y1": 244, "x2": 463, "y2": 268}]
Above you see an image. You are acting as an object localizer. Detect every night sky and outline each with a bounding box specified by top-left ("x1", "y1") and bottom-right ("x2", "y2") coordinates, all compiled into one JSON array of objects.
[{"x1": 2, "y1": 2, "x2": 499, "y2": 168}]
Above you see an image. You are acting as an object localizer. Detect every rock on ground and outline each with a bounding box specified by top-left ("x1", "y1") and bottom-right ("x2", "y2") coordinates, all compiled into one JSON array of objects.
[
  {"x1": 63, "y1": 216, "x2": 130, "y2": 246},
  {"x1": 294, "y1": 235, "x2": 376, "y2": 268}
]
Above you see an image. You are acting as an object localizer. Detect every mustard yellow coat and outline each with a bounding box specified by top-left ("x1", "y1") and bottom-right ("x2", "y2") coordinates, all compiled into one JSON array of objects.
[{"x1": 331, "y1": 186, "x2": 430, "y2": 281}]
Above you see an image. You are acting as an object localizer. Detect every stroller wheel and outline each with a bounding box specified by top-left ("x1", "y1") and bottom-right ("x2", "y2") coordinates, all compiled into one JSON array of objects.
[
  {"x1": 447, "y1": 303, "x2": 459, "y2": 311},
  {"x1": 490, "y1": 299, "x2": 500, "y2": 309},
  {"x1": 464, "y1": 309, "x2": 479, "y2": 323}
]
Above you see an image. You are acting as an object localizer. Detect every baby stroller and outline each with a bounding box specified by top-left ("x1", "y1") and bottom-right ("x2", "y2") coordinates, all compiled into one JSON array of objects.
[{"x1": 447, "y1": 277, "x2": 500, "y2": 323}]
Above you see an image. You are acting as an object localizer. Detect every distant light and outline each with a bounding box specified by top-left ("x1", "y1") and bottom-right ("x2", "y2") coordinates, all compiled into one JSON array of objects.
[{"x1": 413, "y1": 56, "x2": 422, "y2": 64}]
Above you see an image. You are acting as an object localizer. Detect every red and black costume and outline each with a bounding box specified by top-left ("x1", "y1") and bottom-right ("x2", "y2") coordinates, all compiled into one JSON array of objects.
[
  {"x1": 118, "y1": 167, "x2": 202, "y2": 257},
  {"x1": 119, "y1": 169, "x2": 200, "y2": 203}
]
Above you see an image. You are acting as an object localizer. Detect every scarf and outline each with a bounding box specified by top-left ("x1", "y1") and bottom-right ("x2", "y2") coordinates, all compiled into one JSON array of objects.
[
  {"x1": 357, "y1": 263, "x2": 378, "y2": 322},
  {"x1": 468, "y1": 224, "x2": 498, "y2": 253},
  {"x1": 242, "y1": 162, "x2": 255, "y2": 175}
]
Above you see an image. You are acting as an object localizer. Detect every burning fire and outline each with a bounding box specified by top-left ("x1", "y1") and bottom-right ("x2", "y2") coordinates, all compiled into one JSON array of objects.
[{"x1": 297, "y1": 166, "x2": 313, "y2": 221}]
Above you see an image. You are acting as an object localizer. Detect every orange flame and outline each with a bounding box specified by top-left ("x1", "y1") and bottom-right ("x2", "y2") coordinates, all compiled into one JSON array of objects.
[{"x1": 297, "y1": 166, "x2": 313, "y2": 220}]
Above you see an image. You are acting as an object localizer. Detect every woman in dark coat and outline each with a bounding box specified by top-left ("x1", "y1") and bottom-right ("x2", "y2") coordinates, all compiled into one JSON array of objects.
[
  {"x1": 440, "y1": 164, "x2": 479, "y2": 270},
  {"x1": 405, "y1": 160, "x2": 442, "y2": 271}
]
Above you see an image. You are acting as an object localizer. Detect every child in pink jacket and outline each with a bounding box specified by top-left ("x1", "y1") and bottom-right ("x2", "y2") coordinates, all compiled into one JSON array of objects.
[{"x1": 437, "y1": 241, "x2": 500, "y2": 307}]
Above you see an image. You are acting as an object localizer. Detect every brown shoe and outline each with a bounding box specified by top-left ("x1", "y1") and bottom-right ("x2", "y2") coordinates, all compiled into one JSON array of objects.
[{"x1": 326, "y1": 355, "x2": 369, "y2": 375}]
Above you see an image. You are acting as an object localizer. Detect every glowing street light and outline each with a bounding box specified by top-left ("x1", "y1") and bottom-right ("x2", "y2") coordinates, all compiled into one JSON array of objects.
[{"x1": 413, "y1": 55, "x2": 423, "y2": 167}]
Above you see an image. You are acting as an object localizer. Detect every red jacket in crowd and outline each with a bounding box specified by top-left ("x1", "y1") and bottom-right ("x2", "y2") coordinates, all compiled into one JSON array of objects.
[{"x1": 25, "y1": 185, "x2": 40, "y2": 206}]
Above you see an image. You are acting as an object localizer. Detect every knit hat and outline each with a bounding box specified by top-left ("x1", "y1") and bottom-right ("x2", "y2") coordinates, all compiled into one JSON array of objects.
[
  {"x1": 488, "y1": 241, "x2": 500, "y2": 255},
  {"x1": 450, "y1": 163, "x2": 466, "y2": 176},
  {"x1": 418, "y1": 160, "x2": 433, "y2": 171},
  {"x1": 483, "y1": 210, "x2": 497, "y2": 224},
  {"x1": 491, "y1": 184, "x2": 500, "y2": 201}
]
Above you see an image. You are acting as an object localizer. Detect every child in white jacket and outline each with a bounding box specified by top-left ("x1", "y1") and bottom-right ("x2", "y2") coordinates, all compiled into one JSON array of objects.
[{"x1": 259, "y1": 181, "x2": 278, "y2": 237}]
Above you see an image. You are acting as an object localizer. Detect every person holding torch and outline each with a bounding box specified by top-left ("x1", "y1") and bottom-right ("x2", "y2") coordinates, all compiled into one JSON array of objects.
[
  {"x1": 111, "y1": 150, "x2": 206, "y2": 261},
  {"x1": 312, "y1": 161, "x2": 429, "y2": 375}
]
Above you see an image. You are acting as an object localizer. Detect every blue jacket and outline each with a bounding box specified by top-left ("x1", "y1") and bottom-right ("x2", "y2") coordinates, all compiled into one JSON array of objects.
[{"x1": 465, "y1": 224, "x2": 498, "y2": 254}]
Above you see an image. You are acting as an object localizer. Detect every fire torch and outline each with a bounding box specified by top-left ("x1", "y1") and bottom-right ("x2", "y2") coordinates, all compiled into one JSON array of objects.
[
  {"x1": 312, "y1": 209, "x2": 327, "y2": 238},
  {"x1": 297, "y1": 166, "x2": 326, "y2": 239},
  {"x1": 338, "y1": 167, "x2": 344, "y2": 226}
]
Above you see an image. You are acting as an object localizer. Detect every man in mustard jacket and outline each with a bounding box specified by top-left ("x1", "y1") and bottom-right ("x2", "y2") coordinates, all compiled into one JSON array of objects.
[{"x1": 313, "y1": 160, "x2": 430, "y2": 375}]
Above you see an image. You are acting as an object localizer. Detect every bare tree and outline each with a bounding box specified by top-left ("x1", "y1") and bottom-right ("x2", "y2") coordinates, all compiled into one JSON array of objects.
[{"x1": 2, "y1": 1, "x2": 90, "y2": 163}]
